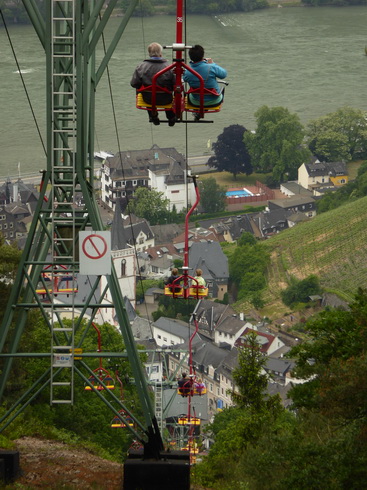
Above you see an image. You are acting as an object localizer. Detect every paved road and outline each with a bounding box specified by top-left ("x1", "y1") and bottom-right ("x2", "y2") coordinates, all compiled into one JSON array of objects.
[{"x1": 188, "y1": 155, "x2": 213, "y2": 174}]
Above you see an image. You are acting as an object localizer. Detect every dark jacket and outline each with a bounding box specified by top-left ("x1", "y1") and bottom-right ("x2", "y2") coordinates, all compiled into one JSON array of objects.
[{"x1": 131, "y1": 58, "x2": 175, "y2": 105}]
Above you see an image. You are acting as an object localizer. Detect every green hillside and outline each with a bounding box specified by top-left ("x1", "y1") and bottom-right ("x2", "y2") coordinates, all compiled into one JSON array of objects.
[{"x1": 263, "y1": 195, "x2": 367, "y2": 305}]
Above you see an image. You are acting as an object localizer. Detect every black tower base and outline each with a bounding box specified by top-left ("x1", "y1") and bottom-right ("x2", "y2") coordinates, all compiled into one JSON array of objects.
[
  {"x1": 123, "y1": 450, "x2": 190, "y2": 490},
  {"x1": 0, "y1": 450, "x2": 20, "y2": 483}
]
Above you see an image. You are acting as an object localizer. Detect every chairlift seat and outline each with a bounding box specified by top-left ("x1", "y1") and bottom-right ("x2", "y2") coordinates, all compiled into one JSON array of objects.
[
  {"x1": 188, "y1": 286, "x2": 208, "y2": 298},
  {"x1": 136, "y1": 92, "x2": 173, "y2": 111},
  {"x1": 193, "y1": 386, "x2": 207, "y2": 395},
  {"x1": 185, "y1": 97, "x2": 222, "y2": 113},
  {"x1": 165, "y1": 286, "x2": 184, "y2": 297}
]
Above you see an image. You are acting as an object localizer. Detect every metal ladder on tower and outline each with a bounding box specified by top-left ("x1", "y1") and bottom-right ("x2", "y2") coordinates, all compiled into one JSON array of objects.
[
  {"x1": 154, "y1": 381, "x2": 164, "y2": 435},
  {"x1": 49, "y1": 0, "x2": 77, "y2": 405}
]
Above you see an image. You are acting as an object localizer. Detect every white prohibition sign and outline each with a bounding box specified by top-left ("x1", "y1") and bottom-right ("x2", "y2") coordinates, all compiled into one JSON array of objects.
[{"x1": 82, "y1": 234, "x2": 107, "y2": 260}]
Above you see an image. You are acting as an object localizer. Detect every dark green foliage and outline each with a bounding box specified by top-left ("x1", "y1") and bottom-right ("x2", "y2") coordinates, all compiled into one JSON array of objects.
[
  {"x1": 250, "y1": 291, "x2": 264, "y2": 309},
  {"x1": 153, "y1": 295, "x2": 197, "y2": 322},
  {"x1": 136, "y1": 278, "x2": 164, "y2": 301},
  {"x1": 228, "y1": 240, "x2": 270, "y2": 300},
  {"x1": 2, "y1": 316, "x2": 142, "y2": 459},
  {"x1": 281, "y1": 274, "x2": 322, "y2": 307},
  {"x1": 195, "y1": 289, "x2": 367, "y2": 489},
  {"x1": 231, "y1": 331, "x2": 272, "y2": 410},
  {"x1": 244, "y1": 106, "x2": 311, "y2": 183},
  {"x1": 306, "y1": 107, "x2": 367, "y2": 162},
  {"x1": 199, "y1": 178, "x2": 226, "y2": 213},
  {"x1": 237, "y1": 231, "x2": 257, "y2": 247},
  {"x1": 208, "y1": 125, "x2": 253, "y2": 179},
  {"x1": 0, "y1": 234, "x2": 22, "y2": 280}
]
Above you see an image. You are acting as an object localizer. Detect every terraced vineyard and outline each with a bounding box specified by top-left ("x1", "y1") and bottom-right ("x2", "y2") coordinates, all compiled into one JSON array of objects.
[{"x1": 263, "y1": 195, "x2": 367, "y2": 304}]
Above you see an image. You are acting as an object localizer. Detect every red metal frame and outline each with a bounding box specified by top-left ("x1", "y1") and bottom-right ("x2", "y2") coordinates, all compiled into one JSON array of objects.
[{"x1": 136, "y1": 0, "x2": 222, "y2": 120}]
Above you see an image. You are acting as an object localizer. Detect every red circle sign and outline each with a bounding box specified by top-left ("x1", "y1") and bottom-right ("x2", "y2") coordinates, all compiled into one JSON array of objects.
[{"x1": 82, "y1": 234, "x2": 108, "y2": 259}]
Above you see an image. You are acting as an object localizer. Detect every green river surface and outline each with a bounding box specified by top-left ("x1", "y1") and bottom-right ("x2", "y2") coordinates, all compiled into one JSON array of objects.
[{"x1": 0, "y1": 6, "x2": 366, "y2": 178}]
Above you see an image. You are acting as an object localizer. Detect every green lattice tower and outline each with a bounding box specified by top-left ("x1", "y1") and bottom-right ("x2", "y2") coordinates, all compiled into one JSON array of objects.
[{"x1": 0, "y1": 0, "x2": 164, "y2": 458}]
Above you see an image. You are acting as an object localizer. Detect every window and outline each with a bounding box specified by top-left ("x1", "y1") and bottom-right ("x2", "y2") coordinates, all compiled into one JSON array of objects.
[
  {"x1": 139, "y1": 238, "x2": 144, "y2": 244},
  {"x1": 133, "y1": 180, "x2": 137, "y2": 186},
  {"x1": 105, "y1": 184, "x2": 109, "y2": 192},
  {"x1": 121, "y1": 259, "x2": 126, "y2": 277},
  {"x1": 157, "y1": 335, "x2": 161, "y2": 339},
  {"x1": 210, "y1": 383, "x2": 213, "y2": 392},
  {"x1": 163, "y1": 337, "x2": 167, "y2": 342},
  {"x1": 3, "y1": 224, "x2": 7, "y2": 230},
  {"x1": 9, "y1": 222, "x2": 13, "y2": 228}
]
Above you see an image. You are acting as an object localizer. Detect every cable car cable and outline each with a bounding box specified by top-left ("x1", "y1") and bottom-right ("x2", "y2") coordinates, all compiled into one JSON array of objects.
[{"x1": 99, "y1": 13, "x2": 156, "y2": 337}]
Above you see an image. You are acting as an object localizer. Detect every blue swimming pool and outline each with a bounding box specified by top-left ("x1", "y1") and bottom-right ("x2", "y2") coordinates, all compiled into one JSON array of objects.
[{"x1": 226, "y1": 188, "x2": 253, "y2": 197}]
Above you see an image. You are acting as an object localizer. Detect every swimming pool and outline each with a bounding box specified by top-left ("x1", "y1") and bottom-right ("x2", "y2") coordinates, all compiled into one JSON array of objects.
[{"x1": 226, "y1": 188, "x2": 254, "y2": 197}]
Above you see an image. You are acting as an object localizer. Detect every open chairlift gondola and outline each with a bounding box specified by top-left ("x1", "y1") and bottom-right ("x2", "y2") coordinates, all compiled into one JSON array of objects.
[
  {"x1": 110, "y1": 372, "x2": 134, "y2": 428},
  {"x1": 111, "y1": 410, "x2": 134, "y2": 428},
  {"x1": 164, "y1": 175, "x2": 209, "y2": 300},
  {"x1": 84, "y1": 323, "x2": 115, "y2": 391},
  {"x1": 135, "y1": 0, "x2": 227, "y2": 123},
  {"x1": 36, "y1": 264, "x2": 78, "y2": 298}
]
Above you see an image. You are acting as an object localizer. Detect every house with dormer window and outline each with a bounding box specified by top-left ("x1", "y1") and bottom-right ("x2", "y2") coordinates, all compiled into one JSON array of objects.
[
  {"x1": 100, "y1": 145, "x2": 195, "y2": 212},
  {"x1": 298, "y1": 161, "x2": 348, "y2": 193}
]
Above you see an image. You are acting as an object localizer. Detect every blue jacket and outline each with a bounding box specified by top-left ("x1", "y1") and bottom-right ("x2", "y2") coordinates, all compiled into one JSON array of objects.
[{"x1": 183, "y1": 60, "x2": 227, "y2": 100}]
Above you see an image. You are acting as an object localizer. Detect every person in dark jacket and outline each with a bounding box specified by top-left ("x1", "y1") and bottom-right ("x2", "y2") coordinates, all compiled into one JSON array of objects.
[
  {"x1": 164, "y1": 268, "x2": 181, "y2": 292},
  {"x1": 178, "y1": 373, "x2": 191, "y2": 397},
  {"x1": 131, "y1": 42, "x2": 176, "y2": 126}
]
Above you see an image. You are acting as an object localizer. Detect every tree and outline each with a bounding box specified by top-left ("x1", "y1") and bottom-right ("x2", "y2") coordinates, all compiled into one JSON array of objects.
[
  {"x1": 199, "y1": 178, "x2": 226, "y2": 213},
  {"x1": 244, "y1": 105, "x2": 311, "y2": 182},
  {"x1": 306, "y1": 107, "x2": 367, "y2": 162},
  {"x1": 228, "y1": 241, "x2": 270, "y2": 300},
  {"x1": 208, "y1": 125, "x2": 252, "y2": 179},
  {"x1": 280, "y1": 274, "x2": 322, "y2": 307},
  {"x1": 231, "y1": 331, "x2": 272, "y2": 410},
  {"x1": 126, "y1": 187, "x2": 170, "y2": 225}
]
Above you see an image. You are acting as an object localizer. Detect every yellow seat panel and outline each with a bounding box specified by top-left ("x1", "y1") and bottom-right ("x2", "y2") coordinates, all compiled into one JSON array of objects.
[
  {"x1": 164, "y1": 286, "x2": 184, "y2": 297},
  {"x1": 189, "y1": 287, "x2": 208, "y2": 297}
]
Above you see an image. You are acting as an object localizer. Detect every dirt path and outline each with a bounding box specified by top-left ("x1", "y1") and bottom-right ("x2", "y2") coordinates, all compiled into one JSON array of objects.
[{"x1": 5, "y1": 437, "x2": 123, "y2": 489}]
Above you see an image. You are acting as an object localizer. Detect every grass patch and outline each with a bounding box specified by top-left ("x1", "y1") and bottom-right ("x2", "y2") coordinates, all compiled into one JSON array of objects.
[
  {"x1": 346, "y1": 160, "x2": 364, "y2": 181},
  {"x1": 199, "y1": 171, "x2": 271, "y2": 188}
]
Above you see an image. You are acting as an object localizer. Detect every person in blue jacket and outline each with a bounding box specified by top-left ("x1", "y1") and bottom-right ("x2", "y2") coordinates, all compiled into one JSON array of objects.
[{"x1": 183, "y1": 44, "x2": 227, "y2": 111}]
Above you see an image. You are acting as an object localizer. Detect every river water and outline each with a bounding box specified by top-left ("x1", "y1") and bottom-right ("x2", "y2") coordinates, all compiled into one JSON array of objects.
[{"x1": 0, "y1": 6, "x2": 366, "y2": 178}]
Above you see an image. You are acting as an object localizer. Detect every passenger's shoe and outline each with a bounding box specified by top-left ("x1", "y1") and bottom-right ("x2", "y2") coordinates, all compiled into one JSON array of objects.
[
  {"x1": 168, "y1": 116, "x2": 176, "y2": 127},
  {"x1": 193, "y1": 113, "x2": 201, "y2": 121},
  {"x1": 149, "y1": 115, "x2": 160, "y2": 126}
]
